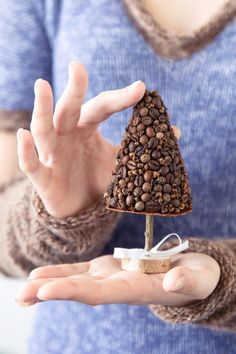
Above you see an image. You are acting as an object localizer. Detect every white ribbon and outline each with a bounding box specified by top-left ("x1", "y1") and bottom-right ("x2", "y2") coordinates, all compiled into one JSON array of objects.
[{"x1": 113, "y1": 233, "x2": 188, "y2": 260}]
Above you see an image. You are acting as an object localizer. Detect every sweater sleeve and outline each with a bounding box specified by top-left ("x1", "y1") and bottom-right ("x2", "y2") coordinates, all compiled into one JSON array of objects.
[
  {"x1": 0, "y1": 176, "x2": 120, "y2": 277},
  {"x1": 149, "y1": 237, "x2": 236, "y2": 332}
]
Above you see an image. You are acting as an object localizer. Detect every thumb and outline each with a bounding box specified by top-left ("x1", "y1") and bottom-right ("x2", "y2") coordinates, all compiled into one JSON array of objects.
[
  {"x1": 162, "y1": 265, "x2": 217, "y2": 300},
  {"x1": 79, "y1": 81, "x2": 146, "y2": 126}
]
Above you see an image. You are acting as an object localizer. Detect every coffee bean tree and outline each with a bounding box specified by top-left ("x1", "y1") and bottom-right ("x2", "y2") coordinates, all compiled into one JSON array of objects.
[{"x1": 105, "y1": 90, "x2": 192, "y2": 251}]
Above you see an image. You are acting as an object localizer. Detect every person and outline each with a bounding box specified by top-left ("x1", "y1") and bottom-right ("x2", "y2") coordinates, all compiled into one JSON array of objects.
[{"x1": 0, "y1": 0, "x2": 235, "y2": 353}]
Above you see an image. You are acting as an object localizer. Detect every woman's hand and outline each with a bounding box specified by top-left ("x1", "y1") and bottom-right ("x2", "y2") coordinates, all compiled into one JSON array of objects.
[
  {"x1": 16, "y1": 62, "x2": 147, "y2": 218},
  {"x1": 16, "y1": 252, "x2": 220, "y2": 307}
]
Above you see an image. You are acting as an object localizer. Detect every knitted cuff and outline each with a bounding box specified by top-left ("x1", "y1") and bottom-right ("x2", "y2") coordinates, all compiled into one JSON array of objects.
[
  {"x1": 149, "y1": 237, "x2": 236, "y2": 327},
  {"x1": 32, "y1": 189, "x2": 120, "y2": 238},
  {"x1": 0, "y1": 110, "x2": 32, "y2": 132}
]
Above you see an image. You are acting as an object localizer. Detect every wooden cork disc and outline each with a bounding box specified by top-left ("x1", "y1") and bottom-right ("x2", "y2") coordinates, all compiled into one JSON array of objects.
[{"x1": 121, "y1": 257, "x2": 171, "y2": 274}]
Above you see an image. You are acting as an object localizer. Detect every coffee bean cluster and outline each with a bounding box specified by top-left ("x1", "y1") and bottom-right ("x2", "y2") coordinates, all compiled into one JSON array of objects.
[{"x1": 105, "y1": 90, "x2": 192, "y2": 215}]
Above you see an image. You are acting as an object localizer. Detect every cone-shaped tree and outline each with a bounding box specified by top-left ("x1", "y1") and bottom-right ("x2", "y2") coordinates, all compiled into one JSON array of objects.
[{"x1": 104, "y1": 89, "x2": 192, "y2": 216}]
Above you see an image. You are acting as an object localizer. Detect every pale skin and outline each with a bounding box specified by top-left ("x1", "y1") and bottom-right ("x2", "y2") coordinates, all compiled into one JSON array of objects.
[{"x1": 13, "y1": 62, "x2": 220, "y2": 307}]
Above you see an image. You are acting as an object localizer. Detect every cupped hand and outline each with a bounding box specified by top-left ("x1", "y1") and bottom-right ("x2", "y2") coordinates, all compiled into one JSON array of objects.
[{"x1": 16, "y1": 252, "x2": 220, "y2": 307}]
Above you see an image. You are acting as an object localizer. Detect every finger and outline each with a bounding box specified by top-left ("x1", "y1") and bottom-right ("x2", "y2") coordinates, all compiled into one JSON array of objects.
[
  {"x1": 162, "y1": 265, "x2": 218, "y2": 300},
  {"x1": 29, "y1": 261, "x2": 90, "y2": 279},
  {"x1": 31, "y1": 79, "x2": 57, "y2": 158},
  {"x1": 79, "y1": 81, "x2": 146, "y2": 127},
  {"x1": 36, "y1": 277, "x2": 102, "y2": 304},
  {"x1": 54, "y1": 62, "x2": 88, "y2": 134},
  {"x1": 16, "y1": 278, "x2": 56, "y2": 305},
  {"x1": 17, "y1": 129, "x2": 51, "y2": 191},
  {"x1": 172, "y1": 125, "x2": 181, "y2": 140},
  {"x1": 36, "y1": 277, "x2": 133, "y2": 305}
]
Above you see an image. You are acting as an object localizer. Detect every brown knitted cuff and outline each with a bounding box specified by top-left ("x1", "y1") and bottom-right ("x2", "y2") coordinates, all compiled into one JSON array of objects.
[
  {"x1": 31, "y1": 189, "x2": 121, "y2": 250},
  {"x1": 149, "y1": 237, "x2": 236, "y2": 330},
  {"x1": 0, "y1": 110, "x2": 32, "y2": 132}
]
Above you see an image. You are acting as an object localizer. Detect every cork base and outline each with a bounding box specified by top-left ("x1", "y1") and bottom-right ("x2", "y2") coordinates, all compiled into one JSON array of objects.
[{"x1": 121, "y1": 257, "x2": 171, "y2": 274}]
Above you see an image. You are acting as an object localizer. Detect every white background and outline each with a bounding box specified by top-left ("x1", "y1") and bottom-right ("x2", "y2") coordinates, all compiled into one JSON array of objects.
[{"x1": 0, "y1": 278, "x2": 35, "y2": 354}]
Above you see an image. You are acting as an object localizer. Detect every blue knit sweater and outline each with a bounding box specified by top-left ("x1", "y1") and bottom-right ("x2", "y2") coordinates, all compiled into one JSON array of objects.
[{"x1": 0, "y1": 0, "x2": 235, "y2": 353}]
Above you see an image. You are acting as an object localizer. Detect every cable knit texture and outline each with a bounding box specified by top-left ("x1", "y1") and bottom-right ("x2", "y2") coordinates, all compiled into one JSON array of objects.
[{"x1": 0, "y1": 0, "x2": 236, "y2": 353}]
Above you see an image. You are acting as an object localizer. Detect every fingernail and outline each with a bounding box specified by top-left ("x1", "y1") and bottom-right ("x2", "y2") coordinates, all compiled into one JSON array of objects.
[
  {"x1": 170, "y1": 276, "x2": 186, "y2": 292},
  {"x1": 127, "y1": 80, "x2": 142, "y2": 92},
  {"x1": 34, "y1": 78, "x2": 43, "y2": 93},
  {"x1": 16, "y1": 128, "x2": 23, "y2": 141}
]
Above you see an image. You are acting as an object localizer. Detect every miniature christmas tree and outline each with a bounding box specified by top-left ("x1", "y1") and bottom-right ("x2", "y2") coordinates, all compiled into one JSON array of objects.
[{"x1": 104, "y1": 89, "x2": 192, "y2": 273}]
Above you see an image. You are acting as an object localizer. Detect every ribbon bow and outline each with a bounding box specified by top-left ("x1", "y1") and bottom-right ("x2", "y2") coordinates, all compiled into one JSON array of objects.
[{"x1": 113, "y1": 233, "x2": 189, "y2": 260}]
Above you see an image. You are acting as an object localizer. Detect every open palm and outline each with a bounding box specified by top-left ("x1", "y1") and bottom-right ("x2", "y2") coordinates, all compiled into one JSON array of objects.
[{"x1": 16, "y1": 252, "x2": 220, "y2": 307}]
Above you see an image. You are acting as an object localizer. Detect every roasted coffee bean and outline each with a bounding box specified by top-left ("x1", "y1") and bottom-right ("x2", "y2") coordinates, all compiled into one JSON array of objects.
[
  {"x1": 129, "y1": 152, "x2": 135, "y2": 160},
  {"x1": 152, "y1": 97, "x2": 162, "y2": 108},
  {"x1": 145, "y1": 95, "x2": 152, "y2": 103},
  {"x1": 135, "y1": 201, "x2": 145, "y2": 211},
  {"x1": 146, "y1": 201, "x2": 161, "y2": 212},
  {"x1": 118, "y1": 200, "x2": 126, "y2": 209},
  {"x1": 158, "y1": 176, "x2": 166, "y2": 185},
  {"x1": 106, "y1": 183, "x2": 114, "y2": 194},
  {"x1": 144, "y1": 170, "x2": 153, "y2": 181},
  {"x1": 163, "y1": 184, "x2": 172, "y2": 193},
  {"x1": 182, "y1": 194, "x2": 189, "y2": 203},
  {"x1": 119, "y1": 179, "x2": 127, "y2": 188},
  {"x1": 140, "y1": 154, "x2": 150, "y2": 164},
  {"x1": 127, "y1": 160, "x2": 136, "y2": 170},
  {"x1": 133, "y1": 187, "x2": 143, "y2": 197},
  {"x1": 156, "y1": 132, "x2": 164, "y2": 140},
  {"x1": 141, "y1": 193, "x2": 151, "y2": 202},
  {"x1": 129, "y1": 126, "x2": 137, "y2": 135},
  {"x1": 119, "y1": 178, "x2": 127, "y2": 188},
  {"x1": 160, "y1": 123, "x2": 168, "y2": 132},
  {"x1": 127, "y1": 182, "x2": 134, "y2": 191},
  {"x1": 126, "y1": 195, "x2": 135, "y2": 207},
  {"x1": 159, "y1": 166, "x2": 169, "y2": 176},
  {"x1": 122, "y1": 188, "x2": 129, "y2": 196},
  {"x1": 140, "y1": 107, "x2": 149, "y2": 116},
  {"x1": 161, "y1": 148, "x2": 170, "y2": 157},
  {"x1": 122, "y1": 166, "x2": 128, "y2": 178},
  {"x1": 149, "y1": 107, "x2": 159, "y2": 118},
  {"x1": 148, "y1": 160, "x2": 160, "y2": 170},
  {"x1": 128, "y1": 142, "x2": 136, "y2": 152},
  {"x1": 121, "y1": 140, "x2": 127, "y2": 148},
  {"x1": 132, "y1": 116, "x2": 140, "y2": 126},
  {"x1": 135, "y1": 145, "x2": 145, "y2": 157},
  {"x1": 173, "y1": 177, "x2": 181, "y2": 185},
  {"x1": 122, "y1": 155, "x2": 129, "y2": 165},
  {"x1": 142, "y1": 116, "x2": 153, "y2": 126},
  {"x1": 146, "y1": 126, "x2": 155, "y2": 138},
  {"x1": 137, "y1": 123, "x2": 145, "y2": 131},
  {"x1": 151, "y1": 150, "x2": 161, "y2": 159},
  {"x1": 170, "y1": 163, "x2": 177, "y2": 172},
  {"x1": 173, "y1": 199, "x2": 180, "y2": 207},
  {"x1": 164, "y1": 156, "x2": 172, "y2": 166},
  {"x1": 148, "y1": 137, "x2": 158, "y2": 149},
  {"x1": 166, "y1": 173, "x2": 174, "y2": 184},
  {"x1": 110, "y1": 197, "x2": 118, "y2": 208},
  {"x1": 174, "y1": 156, "x2": 180, "y2": 164},
  {"x1": 159, "y1": 115, "x2": 167, "y2": 122},
  {"x1": 139, "y1": 135, "x2": 148, "y2": 145},
  {"x1": 134, "y1": 175, "x2": 144, "y2": 187},
  {"x1": 159, "y1": 106, "x2": 166, "y2": 113},
  {"x1": 169, "y1": 139, "x2": 175, "y2": 148},
  {"x1": 142, "y1": 182, "x2": 151, "y2": 192},
  {"x1": 112, "y1": 175, "x2": 119, "y2": 184},
  {"x1": 154, "y1": 184, "x2": 162, "y2": 192}
]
